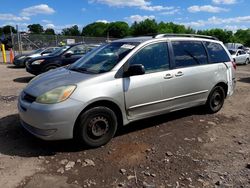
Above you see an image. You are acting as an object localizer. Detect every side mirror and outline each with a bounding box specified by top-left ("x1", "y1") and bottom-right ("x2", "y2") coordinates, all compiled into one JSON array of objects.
[
  {"x1": 124, "y1": 64, "x2": 145, "y2": 77},
  {"x1": 64, "y1": 51, "x2": 73, "y2": 58}
]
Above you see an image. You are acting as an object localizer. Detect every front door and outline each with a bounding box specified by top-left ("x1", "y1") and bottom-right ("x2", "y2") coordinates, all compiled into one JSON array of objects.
[{"x1": 124, "y1": 42, "x2": 171, "y2": 119}]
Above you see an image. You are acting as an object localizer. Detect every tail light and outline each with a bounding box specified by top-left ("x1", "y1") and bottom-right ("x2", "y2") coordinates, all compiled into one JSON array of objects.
[{"x1": 232, "y1": 60, "x2": 237, "y2": 70}]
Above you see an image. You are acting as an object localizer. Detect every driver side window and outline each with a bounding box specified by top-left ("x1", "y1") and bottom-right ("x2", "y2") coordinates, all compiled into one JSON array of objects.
[
  {"x1": 128, "y1": 42, "x2": 169, "y2": 73},
  {"x1": 69, "y1": 45, "x2": 86, "y2": 55}
]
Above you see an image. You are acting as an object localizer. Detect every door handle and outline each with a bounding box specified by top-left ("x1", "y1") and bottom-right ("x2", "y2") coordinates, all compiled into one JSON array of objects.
[
  {"x1": 175, "y1": 71, "x2": 184, "y2": 77},
  {"x1": 164, "y1": 74, "x2": 173, "y2": 79}
]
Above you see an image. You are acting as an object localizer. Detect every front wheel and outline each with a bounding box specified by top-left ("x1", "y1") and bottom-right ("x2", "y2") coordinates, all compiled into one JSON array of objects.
[
  {"x1": 206, "y1": 86, "x2": 225, "y2": 114},
  {"x1": 44, "y1": 65, "x2": 58, "y2": 72},
  {"x1": 76, "y1": 107, "x2": 118, "y2": 147}
]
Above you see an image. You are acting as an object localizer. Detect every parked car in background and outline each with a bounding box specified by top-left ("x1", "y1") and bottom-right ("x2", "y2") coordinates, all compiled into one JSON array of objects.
[
  {"x1": 26, "y1": 43, "x2": 100, "y2": 75},
  {"x1": 245, "y1": 47, "x2": 250, "y2": 54},
  {"x1": 229, "y1": 49, "x2": 249, "y2": 65},
  {"x1": 13, "y1": 47, "x2": 59, "y2": 67},
  {"x1": 19, "y1": 34, "x2": 236, "y2": 147}
]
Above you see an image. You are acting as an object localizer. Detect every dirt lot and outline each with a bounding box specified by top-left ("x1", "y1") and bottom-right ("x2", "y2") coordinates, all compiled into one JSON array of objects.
[{"x1": 0, "y1": 63, "x2": 249, "y2": 188}]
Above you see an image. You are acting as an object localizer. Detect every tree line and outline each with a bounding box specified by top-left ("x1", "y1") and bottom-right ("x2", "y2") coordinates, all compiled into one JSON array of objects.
[{"x1": 1, "y1": 19, "x2": 250, "y2": 46}]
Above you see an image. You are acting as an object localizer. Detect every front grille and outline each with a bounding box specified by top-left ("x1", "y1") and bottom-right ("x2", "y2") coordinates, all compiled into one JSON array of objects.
[{"x1": 22, "y1": 92, "x2": 36, "y2": 103}]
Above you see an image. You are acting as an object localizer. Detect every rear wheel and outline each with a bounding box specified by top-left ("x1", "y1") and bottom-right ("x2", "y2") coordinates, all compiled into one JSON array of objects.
[
  {"x1": 245, "y1": 58, "x2": 249, "y2": 65},
  {"x1": 76, "y1": 107, "x2": 118, "y2": 147},
  {"x1": 206, "y1": 86, "x2": 225, "y2": 113}
]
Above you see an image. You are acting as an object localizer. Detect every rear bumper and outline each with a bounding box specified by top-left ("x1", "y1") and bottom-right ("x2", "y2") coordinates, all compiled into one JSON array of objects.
[{"x1": 13, "y1": 59, "x2": 26, "y2": 67}]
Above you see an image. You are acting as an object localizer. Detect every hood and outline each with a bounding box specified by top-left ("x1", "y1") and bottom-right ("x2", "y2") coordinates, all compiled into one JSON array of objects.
[
  {"x1": 28, "y1": 53, "x2": 41, "y2": 58},
  {"x1": 14, "y1": 53, "x2": 30, "y2": 59},
  {"x1": 29, "y1": 54, "x2": 57, "y2": 62},
  {"x1": 24, "y1": 67, "x2": 97, "y2": 97}
]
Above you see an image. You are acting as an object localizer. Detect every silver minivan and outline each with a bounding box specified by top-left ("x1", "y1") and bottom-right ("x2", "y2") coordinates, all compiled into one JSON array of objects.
[{"x1": 18, "y1": 34, "x2": 236, "y2": 147}]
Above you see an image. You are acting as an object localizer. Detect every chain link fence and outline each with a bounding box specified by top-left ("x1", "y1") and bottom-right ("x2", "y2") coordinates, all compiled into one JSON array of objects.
[{"x1": 10, "y1": 34, "x2": 116, "y2": 53}]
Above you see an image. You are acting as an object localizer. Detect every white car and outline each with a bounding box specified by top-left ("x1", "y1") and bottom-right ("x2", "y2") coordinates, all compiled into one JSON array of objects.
[{"x1": 229, "y1": 49, "x2": 249, "y2": 65}]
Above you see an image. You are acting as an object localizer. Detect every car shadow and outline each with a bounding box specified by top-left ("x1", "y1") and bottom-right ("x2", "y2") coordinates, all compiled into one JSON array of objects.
[
  {"x1": 0, "y1": 114, "x2": 86, "y2": 158},
  {"x1": 116, "y1": 106, "x2": 205, "y2": 136},
  {"x1": 0, "y1": 107, "x2": 206, "y2": 158},
  {"x1": 7, "y1": 65, "x2": 25, "y2": 69},
  {"x1": 238, "y1": 77, "x2": 250, "y2": 84},
  {"x1": 13, "y1": 76, "x2": 34, "y2": 83}
]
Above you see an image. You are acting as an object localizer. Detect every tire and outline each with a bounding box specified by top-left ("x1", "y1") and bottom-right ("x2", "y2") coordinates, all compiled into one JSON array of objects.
[
  {"x1": 44, "y1": 65, "x2": 58, "y2": 72},
  {"x1": 206, "y1": 86, "x2": 225, "y2": 114},
  {"x1": 76, "y1": 107, "x2": 118, "y2": 147},
  {"x1": 245, "y1": 59, "x2": 249, "y2": 65}
]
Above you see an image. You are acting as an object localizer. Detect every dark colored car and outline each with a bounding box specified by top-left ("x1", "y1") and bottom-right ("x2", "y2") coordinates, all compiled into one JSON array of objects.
[
  {"x1": 26, "y1": 43, "x2": 98, "y2": 75},
  {"x1": 13, "y1": 47, "x2": 59, "y2": 67},
  {"x1": 13, "y1": 48, "x2": 44, "y2": 67}
]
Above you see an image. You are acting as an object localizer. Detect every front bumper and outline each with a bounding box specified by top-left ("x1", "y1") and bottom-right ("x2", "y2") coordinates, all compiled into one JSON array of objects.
[
  {"x1": 26, "y1": 63, "x2": 41, "y2": 75},
  {"x1": 18, "y1": 94, "x2": 84, "y2": 140}
]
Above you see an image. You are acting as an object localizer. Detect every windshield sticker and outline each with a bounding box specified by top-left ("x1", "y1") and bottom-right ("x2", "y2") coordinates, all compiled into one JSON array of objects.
[{"x1": 121, "y1": 44, "x2": 135, "y2": 49}]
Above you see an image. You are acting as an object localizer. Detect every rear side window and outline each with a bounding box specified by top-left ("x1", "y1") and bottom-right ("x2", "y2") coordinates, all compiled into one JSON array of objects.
[
  {"x1": 128, "y1": 42, "x2": 169, "y2": 73},
  {"x1": 204, "y1": 42, "x2": 230, "y2": 63},
  {"x1": 172, "y1": 41, "x2": 208, "y2": 68}
]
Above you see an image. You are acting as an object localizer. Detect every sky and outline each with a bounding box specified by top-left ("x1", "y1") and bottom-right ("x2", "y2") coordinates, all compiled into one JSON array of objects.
[{"x1": 0, "y1": 0, "x2": 249, "y2": 33}]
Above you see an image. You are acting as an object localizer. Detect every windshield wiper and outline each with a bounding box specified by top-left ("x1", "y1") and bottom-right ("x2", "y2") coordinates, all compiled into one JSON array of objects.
[{"x1": 69, "y1": 67, "x2": 89, "y2": 73}]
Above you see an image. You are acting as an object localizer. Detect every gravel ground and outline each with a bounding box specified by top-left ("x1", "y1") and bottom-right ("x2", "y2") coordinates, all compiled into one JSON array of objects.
[{"x1": 0, "y1": 63, "x2": 249, "y2": 188}]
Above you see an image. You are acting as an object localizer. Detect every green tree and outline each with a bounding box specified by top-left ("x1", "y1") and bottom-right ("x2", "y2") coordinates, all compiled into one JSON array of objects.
[
  {"x1": 2, "y1": 25, "x2": 16, "y2": 34},
  {"x1": 27, "y1": 24, "x2": 44, "y2": 34},
  {"x1": 62, "y1": 25, "x2": 80, "y2": 36},
  {"x1": 44, "y1": 28, "x2": 55, "y2": 35},
  {"x1": 197, "y1": 29, "x2": 233, "y2": 43},
  {"x1": 82, "y1": 22, "x2": 109, "y2": 37},
  {"x1": 107, "y1": 21, "x2": 129, "y2": 38},
  {"x1": 235, "y1": 29, "x2": 250, "y2": 46},
  {"x1": 130, "y1": 19, "x2": 158, "y2": 36}
]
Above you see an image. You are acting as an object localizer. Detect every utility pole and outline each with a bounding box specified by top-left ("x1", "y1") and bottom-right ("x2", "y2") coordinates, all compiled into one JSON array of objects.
[
  {"x1": 16, "y1": 25, "x2": 22, "y2": 54},
  {"x1": 10, "y1": 26, "x2": 14, "y2": 52}
]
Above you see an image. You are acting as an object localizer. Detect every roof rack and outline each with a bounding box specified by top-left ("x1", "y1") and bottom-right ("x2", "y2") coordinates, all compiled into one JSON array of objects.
[{"x1": 153, "y1": 33, "x2": 219, "y2": 41}]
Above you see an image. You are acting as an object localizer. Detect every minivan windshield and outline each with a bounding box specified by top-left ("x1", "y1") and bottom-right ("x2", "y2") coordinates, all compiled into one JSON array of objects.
[{"x1": 68, "y1": 42, "x2": 139, "y2": 74}]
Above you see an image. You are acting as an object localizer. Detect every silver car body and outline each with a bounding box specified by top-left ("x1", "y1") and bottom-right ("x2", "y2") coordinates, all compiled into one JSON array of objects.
[{"x1": 18, "y1": 36, "x2": 236, "y2": 140}]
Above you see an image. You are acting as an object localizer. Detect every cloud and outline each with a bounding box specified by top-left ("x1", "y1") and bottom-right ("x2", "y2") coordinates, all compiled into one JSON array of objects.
[
  {"x1": 0, "y1": 14, "x2": 30, "y2": 21},
  {"x1": 45, "y1": 23, "x2": 55, "y2": 29},
  {"x1": 181, "y1": 15, "x2": 250, "y2": 28},
  {"x1": 96, "y1": 19, "x2": 109, "y2": 23},
  {"x1": 90, "y1": 0, "x2": 176, "y2": 12},
  {"x1": 21, "y1": 4, "x2": 55, "y2": 16},
  {"x1": 81, "y1": 8, "x2": 87, "y2": 12},
  {"x1": 125, "y1": 15, "x2": 155, "y2": 23},
  {"x1": 212, "y1": 0, "x2": 237, "y2": 4},
  {"x1": 140, "y1": 5, "x2": 175, "y2": 11},
  {"x1": 160, "y1": 8, "x2": 180, "y2": 15},
  {"x1": 89, "y1": 0, "x2": 147, "y2": 7},
  {"x1": 42, "y1": 19, "x2": 52, "y2": 23},
  {"x1": 224, "y1": 25, "x2": 247, "y2": 31},
  {"x1": 188, "y1": 5, "x2": 229, "y2": 13}
]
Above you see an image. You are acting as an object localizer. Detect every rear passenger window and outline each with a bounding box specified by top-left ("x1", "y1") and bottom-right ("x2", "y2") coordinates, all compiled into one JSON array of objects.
[
  {"x1": 204, "y1": 42, "x2": 230, "y2": 63},
  {"x1": 128, "y1": 42, "x2": 169, "y2": 73},
  {"x1": 172, "y1": 41, "x2": 208, "y2": 68}
]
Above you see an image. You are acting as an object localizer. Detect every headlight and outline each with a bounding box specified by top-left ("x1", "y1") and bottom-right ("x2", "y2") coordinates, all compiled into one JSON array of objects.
[
  {"x1": 18, "y1": 56, "x2": 26, "y2": 60},
  {"x1": 32, "y1": 59, "x2": 44, "y2": 65},
  {"x1": 36, "y1": 85, "x2": 76, "y2": 104}
]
